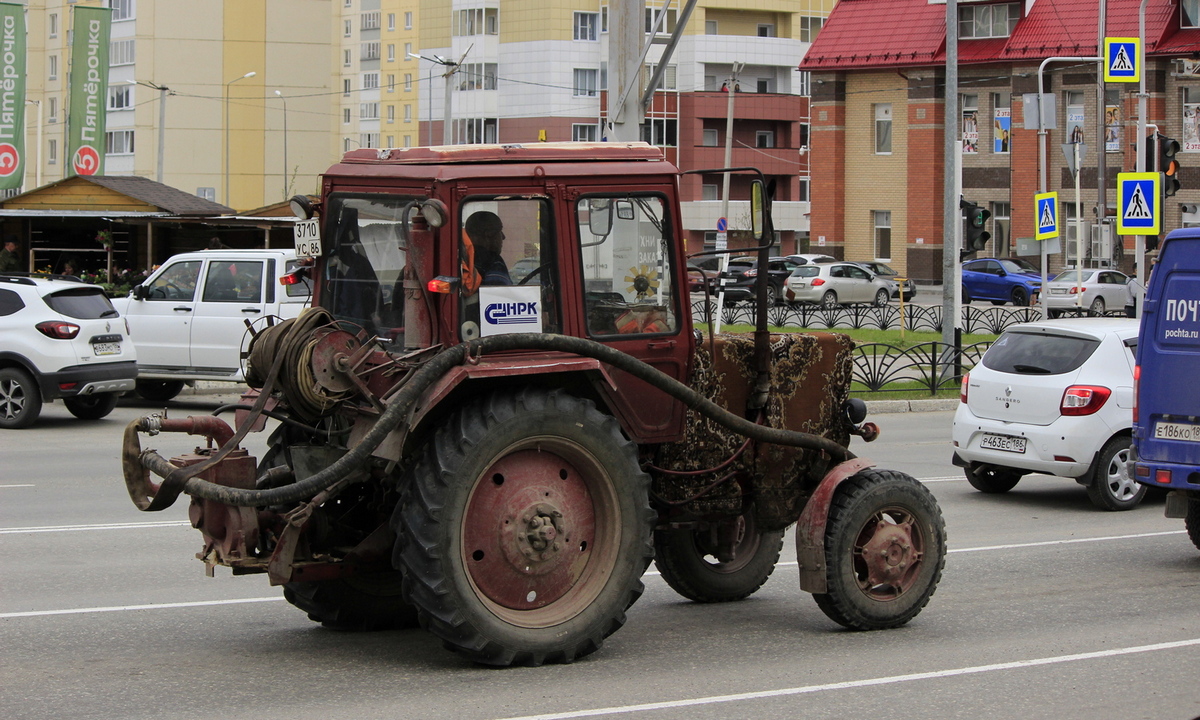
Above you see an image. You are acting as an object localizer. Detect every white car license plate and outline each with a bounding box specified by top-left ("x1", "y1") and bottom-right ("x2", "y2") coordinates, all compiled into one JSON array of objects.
[
  {"x1": 92, "y1": 342, "x2": 120, "y2": 356},
  {"x1": 979, "y1": 433, "x2": 1026, "y2": 453},
  {"x1": 1154, "y1": 421, "x2": 1200, "y2": 442},
  {"x1": 1050, "y1": 288, "x2": 1068, "y2": 295},
  {"x1": 294, "y1": 217, "x2": 322, "y2": 258}
]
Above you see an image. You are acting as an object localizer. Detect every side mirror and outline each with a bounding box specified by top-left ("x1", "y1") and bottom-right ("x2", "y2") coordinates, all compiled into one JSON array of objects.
[
  {"x1": 588, "y1": 199, "x2": 613, "y2": 237},
  {"x1": 132, "y1": 284, "x2": 148, "y2": 300},
  {"x1": 750, "y1": 180, "x2": 765, "y2": 240}
]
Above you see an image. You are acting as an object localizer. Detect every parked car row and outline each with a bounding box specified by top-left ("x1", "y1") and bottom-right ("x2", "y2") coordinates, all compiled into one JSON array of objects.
[{"x1": 699, "y1": 255, "x2": 918, "y2": 307}]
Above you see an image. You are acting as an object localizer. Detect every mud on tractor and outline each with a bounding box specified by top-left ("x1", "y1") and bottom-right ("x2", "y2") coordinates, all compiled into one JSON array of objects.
[{"x1": 121, "y1": 142, "x2": 946, "y2": 666}]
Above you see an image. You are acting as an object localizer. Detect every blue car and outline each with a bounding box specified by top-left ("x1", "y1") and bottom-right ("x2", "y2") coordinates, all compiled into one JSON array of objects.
[{"x1": 961, "y1": 257, "x2": 1042, "y2": 306}]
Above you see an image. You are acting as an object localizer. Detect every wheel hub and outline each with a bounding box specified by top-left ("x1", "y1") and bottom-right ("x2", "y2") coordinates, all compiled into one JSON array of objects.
[
  {"x1": 463, "y1": 449, "x2": 596, "y2": 611},
  {"x1": 857, "y1": 514, "x2": 923, "y2": 596}
]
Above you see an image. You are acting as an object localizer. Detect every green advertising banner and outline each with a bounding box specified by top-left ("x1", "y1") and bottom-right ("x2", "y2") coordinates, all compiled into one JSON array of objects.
[
  {"x1": 0, "y1": 3, "x2": 26, "y2": 190},
  {"x1": 66, "y1": 5, "x2": 110, "y2": 177}
]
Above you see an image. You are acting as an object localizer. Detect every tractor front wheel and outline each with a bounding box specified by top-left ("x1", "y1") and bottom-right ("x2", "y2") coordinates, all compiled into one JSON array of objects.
[
  {"x1": 813, "y1": 469, "x2": 945, "y2": 630},
  {"x1": 394, "y1": 389, "x2": 654, "y2": 666},
  {"x1": 654, "y1": 513, "x2": 783, "y2": 603}
]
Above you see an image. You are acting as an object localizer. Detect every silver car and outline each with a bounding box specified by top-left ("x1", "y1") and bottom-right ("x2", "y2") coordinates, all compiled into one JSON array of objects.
[
  {"x1": 1044, "y1": 269, "x2": 1129, "y2": 317},
  {"x1": 784, "y1": 262, "x2": 892, "y2": 307}
]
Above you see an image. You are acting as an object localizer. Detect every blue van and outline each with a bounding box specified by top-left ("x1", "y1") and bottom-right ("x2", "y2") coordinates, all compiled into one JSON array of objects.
[{"x1": 1133, "y1": 229, "x2": 1200, "y2": 547}]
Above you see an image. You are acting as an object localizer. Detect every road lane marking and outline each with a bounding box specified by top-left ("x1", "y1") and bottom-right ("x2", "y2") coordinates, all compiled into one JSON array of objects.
[
  {"x1": 0, "y1": 484, "x2": 35, "y2": 488},
  {"x1": 493, "y1": 637, "x2": 1200, "y2": 720},
  {"x1": 0, "y1": 596, "x2": 286, "y2": 618},
  {"x1": 0, "y1": 520, "x2": 191, "y2": 534},
  {"x1": 4, "y1": 530, "x2": 1186, "y2": 616}
]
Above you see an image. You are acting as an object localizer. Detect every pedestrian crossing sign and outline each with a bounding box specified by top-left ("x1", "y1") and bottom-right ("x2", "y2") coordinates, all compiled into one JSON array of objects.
[
  {"x1": 1116, "y1": 172, "x2": 1160, "y2": 235},
  {"x1": 1104, "y1": 37, "x2": 1140, "y2": 82},
  {"x1": 1035, "y1": 192, "x2": 1059, "y2": 240}
]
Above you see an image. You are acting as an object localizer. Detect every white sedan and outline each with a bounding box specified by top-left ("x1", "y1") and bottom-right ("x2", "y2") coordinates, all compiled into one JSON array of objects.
[
  {"x1": 1044, "y1": 268, "x2": 1129, "y2": 317},
  {"x1": 784, "y1": 262, "x2": 892, "y2": 307}
]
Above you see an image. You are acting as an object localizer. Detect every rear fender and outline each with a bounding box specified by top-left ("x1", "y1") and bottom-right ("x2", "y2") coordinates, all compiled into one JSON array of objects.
[{"x1": 795, "y1": 457, "x2": 877, "y2": 594}]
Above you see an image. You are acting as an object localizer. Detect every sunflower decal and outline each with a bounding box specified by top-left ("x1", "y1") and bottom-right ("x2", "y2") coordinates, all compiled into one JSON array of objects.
[{"x1": 624, "y1": 265, "x2": 659, "y2": 299}]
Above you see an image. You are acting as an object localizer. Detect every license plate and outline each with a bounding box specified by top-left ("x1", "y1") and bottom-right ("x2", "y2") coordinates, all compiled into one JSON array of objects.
[
  {"x1": 92, "y1": 342, "x2": 120, "y2": 356},
  {"x1": 294, "y1": 218, "x2": 322, "y2": 257},
  {"x1": 979, "y1": 433, "x2": 1027, "y2": 453},
  {"x1": 1154, "y1": 421, "x2": 1200, "y2": 442},
  {"x1": 1050, "y1": 288, "x2": 1068, "y2": 295}
]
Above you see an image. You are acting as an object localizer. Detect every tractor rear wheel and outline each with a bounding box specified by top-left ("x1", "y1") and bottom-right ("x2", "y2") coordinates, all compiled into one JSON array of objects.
[
  {"x1": 654, "y1": 513, "x2": 783, "y2": 603},
  {"x1": 393, "y1": 389, "x2": 654, "y2": 666},
  {"x1": 813, "y1": 468, "x2": 945, "y2": 630},
  {"x1": 1185, "y1": 497, "x2": 1200, "y2": 552},
  {"x1": 283, "y1": 572, "x2": 419, "y2": 631}
]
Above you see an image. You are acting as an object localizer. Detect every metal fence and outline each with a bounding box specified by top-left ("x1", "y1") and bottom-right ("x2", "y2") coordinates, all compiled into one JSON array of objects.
[
  {"x1": 690, "y1": 299, "x2": 1046, "y2": 334},
  {"x1": 852, "y1": 341, "x2": 993, "y2": 396}
]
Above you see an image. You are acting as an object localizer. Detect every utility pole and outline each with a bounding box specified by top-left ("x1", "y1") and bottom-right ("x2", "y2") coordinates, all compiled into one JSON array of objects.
[
  {"x1": 607, "y1": 0, "x2": 645, "y2": 142},
  {"x1": 712, "y1": 61, "x2": 743, "y2": 333},
  {"x1": 942, "y1": 0, "x2": 959, "y2": 353}
]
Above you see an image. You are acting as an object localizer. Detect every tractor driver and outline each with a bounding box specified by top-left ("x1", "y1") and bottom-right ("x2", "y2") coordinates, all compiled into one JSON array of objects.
[{"x1": 465, "y1": 211, "x2": 513, "y2": 285}]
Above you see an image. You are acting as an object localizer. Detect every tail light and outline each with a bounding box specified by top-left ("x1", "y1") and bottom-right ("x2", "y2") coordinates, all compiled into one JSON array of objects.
[
  {"x1": 279, "y1": 271, "x2": 305, "y2": 286},
  {"x1": 811, "y1": 278, "x2": 826, "y2": 286},
  {"x1": 1133, "y1": 364, "x2": 1140, "y2": 423},
  {"x1": 36, "y1": 321, "x2": 80, "y2": 339},
  {"x1": 744, "y1": 269, "x2": 757, "y2": 278},
  {"x1": 960, "y1": 372, "x2": 969, "y2": 403},
  {"x1": 1060, "y1": 385, "x2": 1112, "y2": 416},
  {"x1": 1069, "y1": 286, "x2": 1081, "y2": 294}
]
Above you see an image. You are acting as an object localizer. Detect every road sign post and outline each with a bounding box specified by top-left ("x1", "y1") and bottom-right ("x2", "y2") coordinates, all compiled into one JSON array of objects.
[{"x1": 1035, "y1": 192, "x2": 1059, "y2": 240}]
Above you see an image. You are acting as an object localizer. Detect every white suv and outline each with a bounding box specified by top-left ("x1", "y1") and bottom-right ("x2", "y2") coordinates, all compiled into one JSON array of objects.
[
  {"x1": 952, "y1": 318, "x2": 1142, "y2": 510},
  {"x1": 0, "y1": 274, "x2": 137, "y2": 428}
]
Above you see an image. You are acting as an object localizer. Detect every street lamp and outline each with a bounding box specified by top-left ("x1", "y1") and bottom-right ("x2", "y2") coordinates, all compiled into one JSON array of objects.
[
  {"x1": 408, "y1": 51, "x2": 462, "y2": 145},
  {"x1": 274, "y1": 90, "x2": 288, "y2": 199},
  {"x1": 129, "y1": 79, "x2": 169, "y2": 184},
  {"x1": 224, "y1": 70, "x2": 256, "y2": 207}
]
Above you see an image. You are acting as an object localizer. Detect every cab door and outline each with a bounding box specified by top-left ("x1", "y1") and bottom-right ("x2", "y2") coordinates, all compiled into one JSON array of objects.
[
  {"x1": 122, "y1": 259, "x2": 202, "y2": 371},
  {"x1": 568, "y1": 189, "x2": 689, "y2": 442},
  {"x1": 190, "y1": 258, "x2": 268, "y2": 376}
]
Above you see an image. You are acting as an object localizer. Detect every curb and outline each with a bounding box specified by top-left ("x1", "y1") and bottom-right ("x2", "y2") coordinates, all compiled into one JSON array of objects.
[{"x1": 865, "y1": 398, "x2": 958, "y2": 414}]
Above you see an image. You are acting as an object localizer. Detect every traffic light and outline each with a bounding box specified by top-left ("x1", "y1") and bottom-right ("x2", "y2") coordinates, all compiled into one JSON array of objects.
[
  {"x1": 959, "y1": 198, "x2": 991, "y2": 261},
  {"x1": 1148, "y1": 133, "x2": 1182, "y2": 197}
]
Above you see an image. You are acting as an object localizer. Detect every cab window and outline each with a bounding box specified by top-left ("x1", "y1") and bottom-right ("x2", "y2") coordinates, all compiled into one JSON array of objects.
[
  {"x1": 146, "y1": 261, "x2": 201, "y2": 301},
  {"x1": 202, "y1": 261, "x2": 264, "y2": 302},
  {"x1": 576, "y1": 194, "x2": 677, "y2": 336},
  {"x1": 459, "y1": 197, "x2": 558, "y2": 340}
]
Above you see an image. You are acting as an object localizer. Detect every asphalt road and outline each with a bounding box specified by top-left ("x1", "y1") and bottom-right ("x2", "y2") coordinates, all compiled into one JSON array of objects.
[{"x1": 2, "y1": 399, "x2": 1198, "y2": 720}]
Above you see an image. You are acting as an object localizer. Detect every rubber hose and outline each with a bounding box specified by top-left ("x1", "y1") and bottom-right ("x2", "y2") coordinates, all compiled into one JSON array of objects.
[{"x1": 165, "y1": 331, "x2": 854, "y2": 508}]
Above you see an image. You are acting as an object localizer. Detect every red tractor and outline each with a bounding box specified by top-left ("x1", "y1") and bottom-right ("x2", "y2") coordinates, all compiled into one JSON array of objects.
[{"x1": 122, "y1": 142, "x2": 945, "y2": 666}]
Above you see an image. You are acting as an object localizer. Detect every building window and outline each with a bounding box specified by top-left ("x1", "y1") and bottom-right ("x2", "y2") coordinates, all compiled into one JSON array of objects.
[
  {"x1": 106, "y1": 130, "x2": 135, "y2": 155},
  {"x1": 800, "y1": 123, "x2": 810, "y2": 148},
  {"x1": 800, "y1": 16, "x2": 823, "y2": 42},
  {"x1": 962, "y1": 93, "x2": 979, "y2": 154},
  {"x1": 48, "y1": 139, "x2": 57, "y2": 164},
  {"x1": 641, "y1": 118, "x2": 677, "y2": 147},
  {"x1": 343, "y1": 108, "x2": 351, "y2": 124},
  {"x1": 48, "y1": 13, "x2": 57, "y2": 38},
  {"x1": 362, "y1": 11, "x2": 380, "y2": 30},
  {"x1": 387, "y1": 44, "x2": 395, "y2": 62},
  {"x1": 642, "y1": 64, "x2": 677, "y2": 91},
  {"x1": 403, "y1": 135, "x2": 412, "y2": 148},
  {"x1": 344, "y1": 0, "x2": 352, "y2": 7},
  {"x1": 404, "y1": 74, "x2": 412, "y2": 91},
  {"x1": 387, "y1": 105, "x2": 395, "y2": 123},
  {"x1": 757, "y1": 24, "x2": 776, "y2": 37},
  {"x1": 756, "y1": 78, "x2": 775, "y2": 93},
  {"x1": 344, "y1": 138, "x2": 354, "y2": 153},
  {"x1": 48, "y1": 97, "x2": 57, "y2": 123},
  {"x1": 459, "y1": 63, "x2": 497, "y2": 91},
  {"x1": 702, "y1": 184, "x2": 718, "y2": 201},
  {"x1": 343, "y1": 78, "x2": 351, "y2": 96},
  {"x1": 756, "y1": 131, "x2": 775, "y2": 148},
  {"x1": 959, "y1": 2, "x2": 1019, "y2": 39},
  {"x1": 111, "y1": 0, "x2": 134, "y2": 22},
  {"x1": 387, "y1": 135, "x2": 394, "y2": 147},
  {"x1": 110, "y1": 39, "x2": 135, "y2": 66},
  {"x1": 454, "y1": 8, "x2": 498, "y2": 36},
  {"x1": 362, "y1": 42, "x2": 381, "y2": 60},
  {"x1": 705, "y1": 20, "x2": 717, "y2": 35},
  {"x1": 405, "y1": 42, "x2": 412, "y2": 59},
  {"x1": 388, "y1": 74, "x2": 397, "y2": 92},
  {"x1": 458, "y1": 117, "x2": 498, "y2": 144},
  {"x1": 387, "y1": 13, "x2": 395, "y2": 31},
  {"x1": 48, "y1": 55, "x2": 57, "y2": 80},
  {"x1": 108, "y1": 84, "x2": 132, "y2": 110},
  {"x1": 572, "y1": 123, "x2": 598, "y2": 142},
  {"x1": 344, "y1": 19, "x2": 352, "y2": 37},
  {"x1": 994, "y1": 92, "x2": 1012, "y2": 153},
  {"x1": 404, "y1": 104, "x2": 412, "y2": 122},
  {"x1": 575, "y1": 12, "x2": 598, "y2": 40},
  {"x1": 645, "y1": 7, "x2": 677, "y2": 33},
  {"x1": 197, "y1": 186, "x2": 215, "y2": 201},
  {"x1": 874, "y1": 103, "x2": 892, "y2": 154},
  {"x1": 405, "y1": 11, "x2": 413, "y2": 29},
  {"x1": 1105, "y1": 88, "x2": 1121, "y2": 153},
  {"x1": 361, "y1": 133, "x2": 380, "y2": 149},
  {"x1": 798, "y1": 177, "x2": 810, "y2": 202},
  {"x1": 344, "y1": 49, "x2": 352, "y2": 67},
  {"x1": 573, "y1": 68, "x2": 598, "y2": 97},
  {"x1": 360, "y1": 102, "x2": 379, "y2": 120},
  {"x1": 992, "y1": 202, "x2": 1011, "y2": 257},
  {"x1": 796, "y1": 71, "x2": 811, "y2": 96},
  {"x1": 362, "y1": 72, "x2": 380, "y2": 90},
  {"x1": 702, "y1": 128, "x2": 718, "y2": 146},
  {"x1": 873, "y1": 210, "x2": 891, "y2": 260}
]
